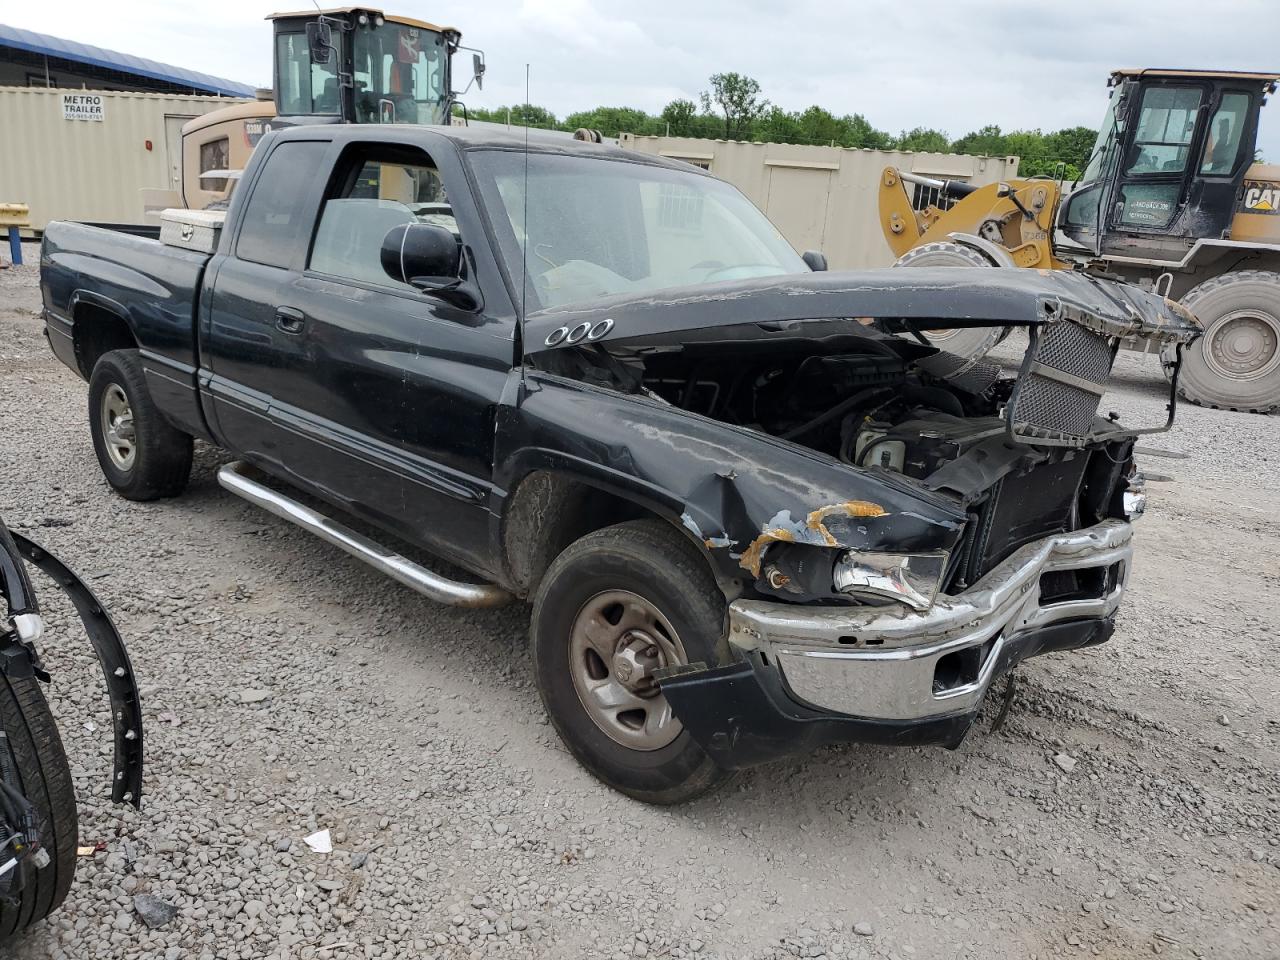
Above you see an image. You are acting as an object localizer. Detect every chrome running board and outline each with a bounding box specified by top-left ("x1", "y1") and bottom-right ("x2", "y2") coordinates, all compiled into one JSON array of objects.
[{"x1": 217, "y1": 461, "x2": 512, "y2": 609}]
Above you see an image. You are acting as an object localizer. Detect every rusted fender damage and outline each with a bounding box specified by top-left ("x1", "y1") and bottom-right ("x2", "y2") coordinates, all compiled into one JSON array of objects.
[{"x1": 497, "y1": 373, "x2": 969, "y2": 587}]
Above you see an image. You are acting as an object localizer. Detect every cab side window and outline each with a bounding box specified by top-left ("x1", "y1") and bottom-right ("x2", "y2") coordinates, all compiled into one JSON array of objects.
[
  {"x1": 236, "y1": 141, "x2": 330, "y2": 268},
  {"x1": 1201, "y1": 92, "x2": 1250, "y2": 175},
  {"x1": 309, "y1": 152, "x2": 455, "y2": 289}
]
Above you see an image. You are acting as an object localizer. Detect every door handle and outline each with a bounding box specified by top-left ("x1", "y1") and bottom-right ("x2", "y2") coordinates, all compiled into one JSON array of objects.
[{"x1": 275, "y1": 306, "x2": 306, "y2": 334}]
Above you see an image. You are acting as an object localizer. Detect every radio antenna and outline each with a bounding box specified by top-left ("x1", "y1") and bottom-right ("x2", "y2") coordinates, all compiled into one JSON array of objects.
[{"x1": 519, "y1": 63, "x2": 531, "y2": 383}]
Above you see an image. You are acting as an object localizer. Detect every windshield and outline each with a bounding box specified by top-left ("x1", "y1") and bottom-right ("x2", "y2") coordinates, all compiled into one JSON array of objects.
[
  {"x1": 470, "y1": 152, "x2": 808, "y2": 311},
  {"x1": 1079, "y1": 95, "x2": 1122, "y2": 184},
  {"x1": 353, "y1": 23, "x2": 448, "y2": 124}
]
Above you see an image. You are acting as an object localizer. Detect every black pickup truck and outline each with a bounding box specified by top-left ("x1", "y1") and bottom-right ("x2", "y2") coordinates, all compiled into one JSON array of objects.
[{"x1": 40, "y1": 125, "x2": 1197, "y2": 803}]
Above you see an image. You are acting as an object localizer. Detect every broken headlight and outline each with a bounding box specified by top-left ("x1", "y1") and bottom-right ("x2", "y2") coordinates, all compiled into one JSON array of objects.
[{"x1": 832, "y1": 550, "x2": 948, "y2": 611}]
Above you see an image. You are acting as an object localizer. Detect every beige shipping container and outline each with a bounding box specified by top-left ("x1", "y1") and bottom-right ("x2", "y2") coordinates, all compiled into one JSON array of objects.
[
  {"x1": 0, "y1": 86, "x2": 249, "y2": 234},
  {"x1": 618, "y1": 134, "x2": 1021, "y2": 269}
]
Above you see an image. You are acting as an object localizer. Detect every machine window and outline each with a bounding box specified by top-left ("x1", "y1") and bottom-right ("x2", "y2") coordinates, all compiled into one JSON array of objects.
[
  {"x1": 1201, "y1": 93, "x2": 1250, "y2": 174},
  {"x1": 236, "y1": 141, "x2": 330, "y2": 268},
  {"x1": 1125, "y1": 86, "x2": 1202, "y2": 175},
  {"x1": 309, "y1": 154, "x2": 454, "y2": 289},
  {"x1": 198, "y1": 137, "x2": 230, "y2": 191},
  {"x1": 275, "y1": 32, "x2": 341, "y2": 115}
]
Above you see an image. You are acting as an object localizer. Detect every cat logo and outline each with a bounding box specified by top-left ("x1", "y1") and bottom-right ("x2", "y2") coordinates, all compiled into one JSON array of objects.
[{"x1": 1241, "y1": 181, "x2": 1280, "y2": 215}]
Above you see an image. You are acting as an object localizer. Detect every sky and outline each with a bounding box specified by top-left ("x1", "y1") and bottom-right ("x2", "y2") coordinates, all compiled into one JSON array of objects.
[{"x1": 6, "y1": 0, "x2": 1279, "y2": 158}]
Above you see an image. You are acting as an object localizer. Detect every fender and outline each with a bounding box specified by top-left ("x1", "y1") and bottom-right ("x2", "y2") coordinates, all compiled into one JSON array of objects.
[
  {"x1": 944, "y1": 231, "x2": 1019, "y2": 268},
  {"x1": 6, "y1": 534, "x2": 142, "y2": 808}
]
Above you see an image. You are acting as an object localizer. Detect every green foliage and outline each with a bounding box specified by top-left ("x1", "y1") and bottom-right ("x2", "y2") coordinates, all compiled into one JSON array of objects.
[
  {"x1": 894, "y1": 127, "x2": 950, "y2": 153},
  {"x1": 464, "y1": 103, "x2": 558, "y2": 128},
  {"x1": 563, "y1": 106, "x2": 654, "y2": 138},
  {"x1": 701, "y1": 72, "x2": 769, "y2": 139},
  {"x1": 461, "y1": 74, "x2": 1097, "y2": 178}
]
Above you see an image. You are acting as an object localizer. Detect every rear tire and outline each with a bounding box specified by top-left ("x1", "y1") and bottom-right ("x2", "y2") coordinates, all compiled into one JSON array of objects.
[
  {"x1": 530, "y1": 520, "x2": 733, "y2": 804},
  {"x1": 892, "y1": 241, "x2": 1007, "y2": 359},
  {"x1": 0, "y1": 673, "x2": 77, "y2": 944},
  {"x1": 88, "y1": 349, "x2": 193, "y2": 500},
  {"x1": 1165, "y1": 271, "x2": 1280, "y2": 413}
]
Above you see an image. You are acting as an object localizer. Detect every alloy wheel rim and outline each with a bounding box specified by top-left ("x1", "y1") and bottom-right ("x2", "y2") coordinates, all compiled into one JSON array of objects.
[
  {"x1": 568, "y1": 589, "x2": 687, "y2": 751},
  {"x1": 1203, "y1": 310, "x2": 1280, "y2": 382},
  {"x1": 100, "y1": 383, "x2": 137, "y2": 471}
]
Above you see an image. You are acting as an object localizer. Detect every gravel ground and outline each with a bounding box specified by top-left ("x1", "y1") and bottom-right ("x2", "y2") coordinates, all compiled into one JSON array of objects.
[{"x1": 1, "y1": 247, "x2": 1278, "y2": 960}]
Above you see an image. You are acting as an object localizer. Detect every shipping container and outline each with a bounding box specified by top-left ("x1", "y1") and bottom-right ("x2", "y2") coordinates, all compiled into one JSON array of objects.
[{"x1": 0, "y1": 86, "x2": 249, "y2": 234}]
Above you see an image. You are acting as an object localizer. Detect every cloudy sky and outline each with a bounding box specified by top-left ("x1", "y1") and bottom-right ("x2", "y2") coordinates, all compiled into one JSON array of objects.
[{"x1": 7, "y1": 0, "x2": 1279, "y2": 156}]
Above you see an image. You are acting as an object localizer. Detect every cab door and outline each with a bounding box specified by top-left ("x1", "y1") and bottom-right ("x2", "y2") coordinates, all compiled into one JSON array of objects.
[
  {"x1": 1104, "y1": 82, "x2": 1206, "y2": 240},
  {"x1": 255, "y1": 141, "x2": 510, "y2": 575},
  {"x1": 203, "y1": 136, "x2": 332, "y2": 474}
]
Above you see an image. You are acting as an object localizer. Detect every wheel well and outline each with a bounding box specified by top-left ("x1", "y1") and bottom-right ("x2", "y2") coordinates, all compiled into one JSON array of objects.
[
  {"x1": 72, "y1": 303, "x2": 137, "y2": 379},
  {"x1": 501, "y1": 472, "x2": 695, "y2": 597}
]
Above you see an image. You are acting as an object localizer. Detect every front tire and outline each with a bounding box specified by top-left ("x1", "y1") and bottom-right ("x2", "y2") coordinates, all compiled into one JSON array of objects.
[
  {"x1": 1166, "y1": 271, "x2": 1280, "y2": 413},
  {"x1": 530, "y1": 520, "x2": 733, "y2": 804},
  {"x1": 88, "y1": 350, "x2": 193, "y2": 501},
  {"x1": 0, "y1": 673, "x2": 77, "y2": 944}
]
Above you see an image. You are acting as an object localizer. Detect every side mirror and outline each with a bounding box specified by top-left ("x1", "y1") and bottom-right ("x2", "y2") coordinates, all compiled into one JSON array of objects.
[
  {"x1": 306, "y1": 21, "x2": 333, "y2": 65},
  {"x1": 381, "y1": 223, "x2": 478, "y2": 309},
  {"x1": 802, "y1": 250, "x2": 828, "y2": 272},
  {"x1": 472, "y1": 52, "x2": 485, "y2": 91}
]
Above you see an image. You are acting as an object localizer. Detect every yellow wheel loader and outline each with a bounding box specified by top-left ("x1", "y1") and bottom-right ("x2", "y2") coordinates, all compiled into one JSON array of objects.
[
  {"x1": 147, "y1": 7, "x2": 484, "y2": 212},
  {"x1": 879, "y1": 69, "x2": 1280, "y2": 413}
]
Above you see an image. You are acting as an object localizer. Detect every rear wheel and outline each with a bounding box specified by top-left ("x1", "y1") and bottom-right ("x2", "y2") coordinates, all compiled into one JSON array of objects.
[
  {"x1": 530, "y1": 520, "x2": 733, "y2": 804},
  {"x1": 88, "y1": 350, "x2": 193, "y2": 500},
  {"x1": 892, "y1": 241, "x2": 1007, "y2": 359},
  {"x1": 1167, "y1": 271, "x2": 1280, "y2": 413},
  {"x1": 0, "y1": 672, "x2": 77, "y2": 944}
]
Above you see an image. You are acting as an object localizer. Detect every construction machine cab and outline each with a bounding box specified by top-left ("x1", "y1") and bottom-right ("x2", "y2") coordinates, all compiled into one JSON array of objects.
[
  {"x1": 269, "y1": 7, "x2": 482, "y2": 127},
  {"x1": 1059, "y1": 69, "x2": 1279, "y2": 259}
]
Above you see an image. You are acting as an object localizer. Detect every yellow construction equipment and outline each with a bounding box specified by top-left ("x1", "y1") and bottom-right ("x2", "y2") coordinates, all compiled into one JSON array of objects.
[
  {"x1": 878, "y1": 68, "x2": 1280, "y2": 413},
  {"x1": 148, "y1": 7, "x2": 483, "y2": 212}
]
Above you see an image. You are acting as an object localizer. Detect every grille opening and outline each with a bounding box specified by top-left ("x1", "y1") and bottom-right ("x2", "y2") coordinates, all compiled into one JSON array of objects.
[
  {"x1": 1038, "y1": 562, "x2": 1122, "y2": 605},
  {"x1": 933, "y1": 638, "x2": 996, "y2": 694}
]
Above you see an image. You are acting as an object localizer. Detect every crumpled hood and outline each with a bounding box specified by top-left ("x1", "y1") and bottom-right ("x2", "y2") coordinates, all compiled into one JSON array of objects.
[{"x1": 524, "y1": 267, "x2": 1200, "y2": 355}]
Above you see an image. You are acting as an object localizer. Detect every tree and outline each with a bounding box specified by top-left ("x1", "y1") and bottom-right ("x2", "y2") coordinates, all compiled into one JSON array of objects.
[
  {"x1": 660, "y1": 99, "x2": 700, "y2": 136},
  {"x1": 465, "y1": 103, "x2": 558, "y2": 128},
  {"x1": 700, "y1": 72, "x2": 769, "y2": 140},
  {"x1": 1045, "y1": 126, "x2": 1099, "y2": 171},
  {"x1": 895, "y1": 127, "x2": 950, "y2": 153},
  {"x1": 563, "y1": 106, "x2": 654, "y2": 137},
  {"x1": 838, "y1": 113, "x2": 894, "y2": 150},
  {"x1": 951, "y1": 124, "x2": 1009, "y2": 157}
]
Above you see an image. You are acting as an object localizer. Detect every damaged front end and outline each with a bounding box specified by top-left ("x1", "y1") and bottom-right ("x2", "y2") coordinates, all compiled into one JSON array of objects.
[
  {"x1": 518, "y1": 267, "x2": 1197, "y2": 767},
  {"x1": 0, "y1": 517, "x2": 142, "y2": 900}
]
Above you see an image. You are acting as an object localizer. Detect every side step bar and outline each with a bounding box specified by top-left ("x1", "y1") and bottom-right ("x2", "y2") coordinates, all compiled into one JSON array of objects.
[{"x1": 217, "y1": 461, "x2": 513, "y2": 609}]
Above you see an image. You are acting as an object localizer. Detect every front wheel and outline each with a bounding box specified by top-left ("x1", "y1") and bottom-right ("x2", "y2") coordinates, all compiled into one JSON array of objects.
[
  {"x1": 892, "y1": 241, "x2": 1008, "y2": 359},
  {"x1": 1165, "y1": 271, "x2": 1280, "y2": 413},
  {"x1": 530, "y1": 520, "x2": 733, "y2": 804},
  {"x1": 88, "y1": 350, "x2": 193, "y2": 500}
]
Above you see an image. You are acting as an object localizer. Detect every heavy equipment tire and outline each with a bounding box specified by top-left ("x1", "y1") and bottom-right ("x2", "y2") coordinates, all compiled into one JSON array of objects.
[
  {"x1": 0, "y1": 672, "x2": 77, "y2": 944},
  {"x1": 1166, "y1": 271, "x2": 1280, "y2": 413},
  {"x1": 88, "y1": 350, "x2": 193, "y2": 501},
  {"x1": 892, "y1": 241, "x2": 1007, "y2": 359},
  {"x1": 530, "y1": 520, "x2": 733, "y2": 805}
]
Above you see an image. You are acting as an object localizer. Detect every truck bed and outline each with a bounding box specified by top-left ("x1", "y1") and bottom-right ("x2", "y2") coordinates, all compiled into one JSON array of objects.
[{"x1": 41, "y1": 220, "x2": 214, "y2": 439}]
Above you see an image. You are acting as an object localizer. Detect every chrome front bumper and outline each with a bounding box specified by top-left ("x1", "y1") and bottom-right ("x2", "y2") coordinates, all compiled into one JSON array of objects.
[{"x1": 727, "y1": 520, "x2": 1132, "y2": 722}]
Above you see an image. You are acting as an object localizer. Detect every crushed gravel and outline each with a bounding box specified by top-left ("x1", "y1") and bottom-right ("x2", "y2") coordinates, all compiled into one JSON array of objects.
[{"x1": 1, "y1": 256, "x2": 1277, "y2": 959}]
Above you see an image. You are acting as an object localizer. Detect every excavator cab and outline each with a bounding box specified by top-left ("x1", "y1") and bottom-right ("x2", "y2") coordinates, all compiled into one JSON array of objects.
[
  {"x1": 1059, "y1": 69, "x2": 1279, "y2": 260},
  {"x1": 270, "y1": 7, "x2": 475, "y2": 127}
]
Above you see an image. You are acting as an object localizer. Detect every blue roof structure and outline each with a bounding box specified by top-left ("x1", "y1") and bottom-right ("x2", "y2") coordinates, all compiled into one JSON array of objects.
[{"x1": 0, "y1": 23, "x2": 256, "y2": 97}]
